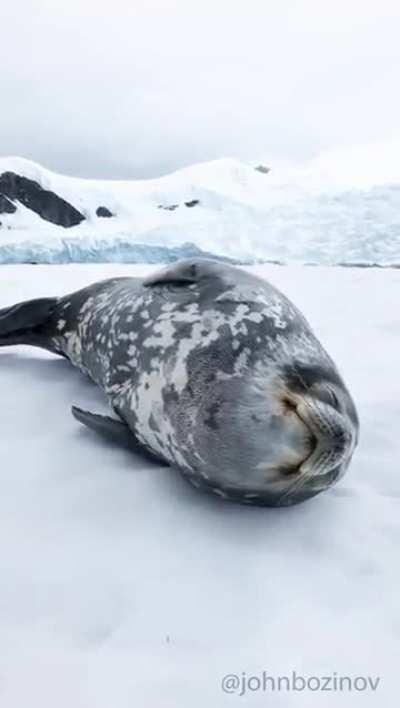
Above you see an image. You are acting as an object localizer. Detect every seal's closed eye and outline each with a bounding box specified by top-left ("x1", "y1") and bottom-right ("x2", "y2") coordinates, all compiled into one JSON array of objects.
[
  {"x1": 310, "y1": 384, "x2": 340, "y2": 409},
  {"x1": 143, "y1": 259, "x2": 225, "y2": 288}
]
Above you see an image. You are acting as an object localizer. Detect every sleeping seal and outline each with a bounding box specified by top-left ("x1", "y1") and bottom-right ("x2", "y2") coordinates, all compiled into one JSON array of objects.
[{"x1": 0, "y1": 259, "x2": 359, "y2": 506}]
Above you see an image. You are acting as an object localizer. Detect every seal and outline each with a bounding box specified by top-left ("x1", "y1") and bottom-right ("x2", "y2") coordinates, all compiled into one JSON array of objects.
[{"x1": 0, "y1": 259, "x2": 359, "y2": 506}]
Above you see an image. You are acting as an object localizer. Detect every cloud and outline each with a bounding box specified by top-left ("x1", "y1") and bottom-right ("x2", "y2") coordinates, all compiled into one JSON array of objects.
[{"x1": 1, "y1": 0, "x2": 399, "y2": 178}]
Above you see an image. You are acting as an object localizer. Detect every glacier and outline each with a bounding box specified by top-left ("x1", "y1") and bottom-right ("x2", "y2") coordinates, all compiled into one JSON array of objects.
[
  {"x1": 0, "y1": 238, "x2": 240, "y2": 266},
  {"x1": 0, "y1": 143, "x2": 400, "y2": 265}
]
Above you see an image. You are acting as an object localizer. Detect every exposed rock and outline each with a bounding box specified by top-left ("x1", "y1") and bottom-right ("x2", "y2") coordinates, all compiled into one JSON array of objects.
[
  {"x1": 0, "y1": 193, "x2": 17, "y2": 214},
  {"x1": 158, "y1": 199, "x2": 200, "y2": 210},
  {"x1": 96, "y1": 206, "x2": 113, "y2": 218},
  {"x1": 0, "y1": 172, "x2": 85, "y2": 227},
  {"x1": 254, "y1": 164, "x2": 270, "y2": 174},
  {"x1": 158, "y1": 204, "x2": 179, "y2": 211}
]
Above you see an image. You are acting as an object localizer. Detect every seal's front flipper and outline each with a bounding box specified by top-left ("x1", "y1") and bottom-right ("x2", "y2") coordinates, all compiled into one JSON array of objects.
[{"x1": 71, "y1": 406, "x2": 169, "y2": 466}]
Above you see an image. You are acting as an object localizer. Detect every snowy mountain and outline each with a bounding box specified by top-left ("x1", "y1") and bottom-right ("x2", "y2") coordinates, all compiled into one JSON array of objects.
[{"x1": 0, "y1": 146, "x2": 400, "y2": 265}]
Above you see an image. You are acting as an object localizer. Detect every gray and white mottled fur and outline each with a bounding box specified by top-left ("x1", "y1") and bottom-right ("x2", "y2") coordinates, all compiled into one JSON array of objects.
[{"x1": 0, "y1": 259, "x2": 359, "y2": 506}]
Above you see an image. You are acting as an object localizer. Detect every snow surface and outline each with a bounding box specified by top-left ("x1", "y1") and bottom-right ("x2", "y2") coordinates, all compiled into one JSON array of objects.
[
  {"x1": 0, "y1": 263, "x2": 398, "y2": 707},
  {"x1": 1, "y1": 142, "x2": 400, "y2": 265}
]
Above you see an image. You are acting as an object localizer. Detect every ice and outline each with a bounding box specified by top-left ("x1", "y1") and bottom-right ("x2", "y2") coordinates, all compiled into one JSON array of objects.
[
  {"x1": 0, "y1": 262, "x2": 398, "y2": 707},
  {"x1": 1, "y1": 145, "x2": 400, "y2": 265},
  {"x1": 0, "y1": 237, "x2": 238, "y2": 265}
]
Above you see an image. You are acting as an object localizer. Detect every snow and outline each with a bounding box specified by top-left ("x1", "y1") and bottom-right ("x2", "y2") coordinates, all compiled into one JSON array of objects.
[
  {"x1": 1, "y1": 143, "x2": 400, "y2": 265},
  {"x1": 0, "y1": 262, "x2": 398, "y2": 707}
]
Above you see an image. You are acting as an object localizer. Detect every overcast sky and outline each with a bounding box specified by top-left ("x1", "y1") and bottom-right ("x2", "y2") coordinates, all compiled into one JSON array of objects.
[{"x1": 1, "y1": 0, "x2": 400, "y2": 179}]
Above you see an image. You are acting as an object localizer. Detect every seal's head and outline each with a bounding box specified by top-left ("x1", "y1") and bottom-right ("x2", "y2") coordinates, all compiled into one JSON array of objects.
[
  {"x1": 267, "y1": 361, "x2": 359, "y2": 505},
  {"x1": 142, "y1": 257, "x2": 359, "y2": 507},
  {"x1": 206, "y1": 359, "x2": 359, "y2": 506}
]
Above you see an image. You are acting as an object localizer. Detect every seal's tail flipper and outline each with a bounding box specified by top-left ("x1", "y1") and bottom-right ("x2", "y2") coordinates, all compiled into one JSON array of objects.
[
  {"x1": 0, "y1": 297, "x2": 58, "y2": 348},
  {"x1": 71, "y1": 406, "x2": 169, "y2": 466}
]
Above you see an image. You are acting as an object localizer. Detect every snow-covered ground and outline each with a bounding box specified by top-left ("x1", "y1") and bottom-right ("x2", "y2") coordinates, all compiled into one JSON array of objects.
[
  {"x1": 1, "y1": 141, "x2": 400, "y2": 265},
  {"x1": 0, "y1": 262, "x2": 398, "y2": 707}
]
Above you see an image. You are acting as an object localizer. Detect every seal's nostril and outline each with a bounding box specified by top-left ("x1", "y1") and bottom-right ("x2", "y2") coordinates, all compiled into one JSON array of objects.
[
  {"x1": 282, "y1": 396, "x2": 297, "y2": 414},
  {"x1": 280, "y1": 462, "x2": 303, "y2": 476}
]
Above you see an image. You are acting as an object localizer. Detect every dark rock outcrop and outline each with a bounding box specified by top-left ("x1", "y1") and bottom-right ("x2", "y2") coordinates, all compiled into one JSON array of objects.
[
  {"x1": 96, "y1": 206, "x2": 113, "y2": 218},
  {"x1": 158, "y1": 199, "x2": 200, "y2": 211},
  {"x1": 254, "y1": 164, "x2": 270, "y2": 174},
  {"x1": 0, "y1": 172, "x2": 85, "y2": 227},
  {"x1": 0, "y1": 194, "x2": 17, "y2": 214},
  {"x1": 158, "y1": 204, "x2": 179, "y2": 211}
]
